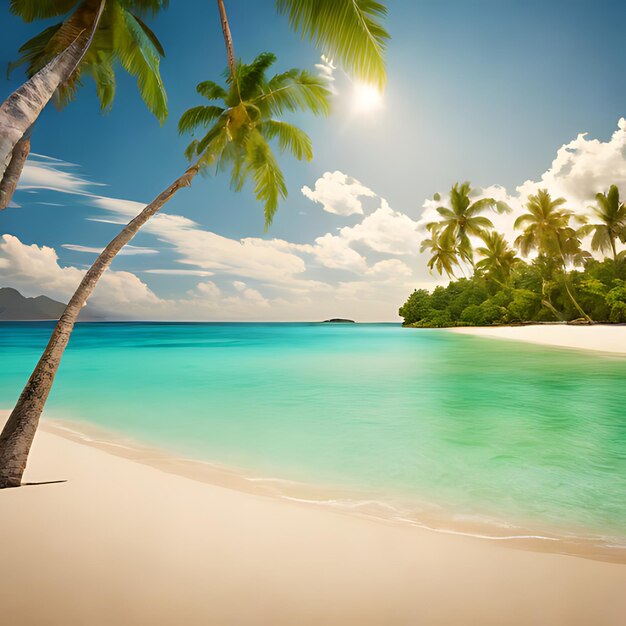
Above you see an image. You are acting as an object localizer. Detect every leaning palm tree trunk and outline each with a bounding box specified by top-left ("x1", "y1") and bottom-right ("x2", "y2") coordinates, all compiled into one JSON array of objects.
[
  {"x1": 0, "y1": 128, "x2": 32, "y2": 210},
  {"x1": 0, "y1": 0, "x2": 106, "y2": 209},
  {"x1": 0, "y1": 164, "x2": 199, "y2": 488}
]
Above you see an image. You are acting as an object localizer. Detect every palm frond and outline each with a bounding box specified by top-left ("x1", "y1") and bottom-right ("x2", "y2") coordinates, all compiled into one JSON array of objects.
[
  {"x1": 466, "y1": 197, "x2": 495, "y2": 215},
  {"x1": 195, "y1": 122, "x2": 230, "y2": 160},
  {"x1": 7, "y1": 23, "x2": 62, "y2": 77},
  {"x1": 259, "y1": 120, "x2": 313, "y2": 160},
  {"x1": 10, "y1": 0, "x2": 78, "y2": 22},
  {"x1": 236, "y1": 52, "x2": 277, "y2": 100},
  {"x1": 178, "y1": 106, "x2": 225, "y2": 134},
  {"x1": 184, "y1": 139, "x2": 200, "y2": 161},
  {"x1": 255, "y1": 69, "x2": 331, "y2": 116},
  {"x1": 243, "y1": 131, "x2": 287, "y2": 227},
  {"x1": 131, "y1": 13, "x2": 165, "y2": 56},
  {"x1": 196, "y1": 80, "x2": 228, "y2": 101},
  {"x1": 86, "y1": 51, "x2": 116, "y2": 111},
  {"x1": 111, "y1": 3, "x2": 168, "y2": 123},
  {"x1": 119, "y1": 0, "x2": 169, "y2": 17},
  {"x1": 275, "y1": 0, "x2": 388, "y2": 88}
]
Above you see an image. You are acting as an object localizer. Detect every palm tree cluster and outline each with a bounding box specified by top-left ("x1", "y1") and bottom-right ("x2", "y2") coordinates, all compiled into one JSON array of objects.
[
  {"x1": 404, "y1": 182, "x2": 626, "y2": 328},
  {"x1": 0, "y1": 0, "x2": 390, "y2": 488}
]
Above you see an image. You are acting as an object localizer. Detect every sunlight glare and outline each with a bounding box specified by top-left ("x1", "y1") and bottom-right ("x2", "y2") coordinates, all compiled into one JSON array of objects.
[{"x1": 352, "y1": 82, "x2": 383, "y2": 113}]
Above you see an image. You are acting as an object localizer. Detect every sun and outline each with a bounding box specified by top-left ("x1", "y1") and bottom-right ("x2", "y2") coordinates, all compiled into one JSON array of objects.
[{"x1": 352, "y1": 82, "x2": 383, "y2": 113}]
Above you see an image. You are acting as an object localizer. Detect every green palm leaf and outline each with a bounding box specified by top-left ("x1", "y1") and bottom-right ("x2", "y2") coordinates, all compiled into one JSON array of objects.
[
  {"x1": 178, "y1": 106, "x2": 225, "y2": 134},
  {"x1": 255, "y1": 69, "x2": 330, "y2": 116},
  {"x1": 112, "y1": 4, "x2": 168, "y2": 123},
  {"x1": 259, "y1": 120, "x2": 313, "y2": 161},
  {"x1": 243, "y1": 131, "x2": 287, "y2": 227},
  {"x1": 196, "y1": 80, "x2": 228, "y2": 101},
  {"x1": 10, "y1": 0, "x2": 79, "y2": 22},
  {"x1": 275, "y1": 0, "x2": 389, "y2": 88}
]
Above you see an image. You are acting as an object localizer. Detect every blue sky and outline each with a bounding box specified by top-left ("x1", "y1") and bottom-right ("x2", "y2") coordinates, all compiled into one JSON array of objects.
[{"x1": 1, "y1": 0, "x2": 626, "y2": 320}]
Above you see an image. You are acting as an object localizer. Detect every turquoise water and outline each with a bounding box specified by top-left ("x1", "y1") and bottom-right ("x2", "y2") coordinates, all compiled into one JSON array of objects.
[{"x1": 1, "y1": 322, "x2": 625, "y2": 542}]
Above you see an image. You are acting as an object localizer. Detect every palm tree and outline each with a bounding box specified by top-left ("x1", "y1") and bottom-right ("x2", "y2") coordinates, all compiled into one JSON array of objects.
[
  {"x1": 0, "y1": 0, "x2": 389, "y2": 211},
  {"x1": 426, "y1": 182, "x2": 509, "y2": 267},
  {"x1": 578, "y1": 185, "x2": 626, "y2": 262},
  {"x1": 0, "y1": 0, "x2": 169, "y2": 210},
  {"x1": 0, "y1": 52, "x2": 331, "y2": 489},
  {"x1": 421, "y1": 229, "x2": 461, "y2": 278},
  {"x1": 514, "y1": 188, "x2": 592, "y2": 321},
  {"x1": 475, "y1": 231, "x2": 519, "y2": 286}
]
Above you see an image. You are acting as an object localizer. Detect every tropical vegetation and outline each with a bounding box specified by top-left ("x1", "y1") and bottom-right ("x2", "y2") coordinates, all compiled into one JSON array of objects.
[
  {"x1": 401, "y1": 184, "x2": 626, "y2": 327},
  {"x1": 0, "y1": 0, "x2": 169, "y2": 210}
]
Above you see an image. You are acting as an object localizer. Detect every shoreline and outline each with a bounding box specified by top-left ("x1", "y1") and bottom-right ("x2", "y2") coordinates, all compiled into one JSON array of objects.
[
  {"x1": 449, "y1": 324, "x2": 626, "y2": 355},
  {"x1": 1, "y1": 414, "x2": 625, "y2": 624},
  {"x1": 26, "y1": 415, "x2": 626, "y2": 564}
]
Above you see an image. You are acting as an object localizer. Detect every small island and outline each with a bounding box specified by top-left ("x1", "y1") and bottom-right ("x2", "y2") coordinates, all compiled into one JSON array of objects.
[{"x1": 321, "y1": 318, "x2": 356, "y2": 323}]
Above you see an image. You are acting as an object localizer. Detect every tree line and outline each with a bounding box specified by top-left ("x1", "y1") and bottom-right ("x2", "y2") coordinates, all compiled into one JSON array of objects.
[{"x1": 400, "y1": 182, "x2": 626, "y2": 327}]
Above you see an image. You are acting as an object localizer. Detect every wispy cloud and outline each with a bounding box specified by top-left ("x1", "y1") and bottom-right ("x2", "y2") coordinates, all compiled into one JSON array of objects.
[{"x1": 62, "y1": 244, "x2": 159, "y2": 256}]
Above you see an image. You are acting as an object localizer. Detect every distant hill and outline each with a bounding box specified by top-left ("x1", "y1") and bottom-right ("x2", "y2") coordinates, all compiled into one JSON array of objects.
[{"x1": 0, "y1": 287, "x2": 100, "y2": 321}]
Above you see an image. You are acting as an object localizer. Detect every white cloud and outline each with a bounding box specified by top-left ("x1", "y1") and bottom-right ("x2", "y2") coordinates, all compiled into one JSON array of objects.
[
  {"x1": 301, "y1": 170, "x2": 376, "y2": 216},
  {"x1": 307, "y1": 233, "x2": 368, "y2": 272},
  {"x1": 17, "y1": 154, "x2": 101, "y2": 196},
  {"x1": 0, "y1": 234, "x2": 161, "y2": 316},
  {"x1": 196, "y1": 281, "x2": 221, "y2": 298},
  {"x1": 339, "y1": 199, "x2": 423, "y2": 255},
  {"x1": 366, "y1": 259, "x2": 413, "y2": 278},
  {"x1": 517, "y1": 118, "x2": 626, "y2": 207}
]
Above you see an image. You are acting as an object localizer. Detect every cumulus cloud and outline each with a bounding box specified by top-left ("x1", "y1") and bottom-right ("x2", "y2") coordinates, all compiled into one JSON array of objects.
[
  {"x1": 339, "y1": 199, "x2": 423, "y2": 255},
  {"x1": 301, "y1": 170, "x2": 376, "y2": 216},
  {"x1": 0, "y1": 234, "x2": 161, "y2": 316},
  {"x1": 366, "y1": 259, "x2": 413, "y2": 278},
  {"x1": 517, "y1": 118, "x2": 626, "y2": 207},
  {"x1": 306, "y1": 233, "x2": 368, "y2": 272}
]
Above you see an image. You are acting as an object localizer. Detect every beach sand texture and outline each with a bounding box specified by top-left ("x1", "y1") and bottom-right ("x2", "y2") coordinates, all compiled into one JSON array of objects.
[
  {"x1": 1, "y1": 415, "x2": 625, "y2": 626},
  {"x1": 451, "y1": 324, "x2": 626, "y2": 354}
]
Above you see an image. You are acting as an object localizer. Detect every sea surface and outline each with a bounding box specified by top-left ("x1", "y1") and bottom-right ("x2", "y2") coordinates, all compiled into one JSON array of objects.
[{"x1": 1, "y1": 322, "x2": 625, "y2": 549}]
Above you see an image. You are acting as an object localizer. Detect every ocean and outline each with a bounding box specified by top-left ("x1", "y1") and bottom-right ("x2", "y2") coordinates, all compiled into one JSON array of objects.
[{"x1": 1, "y1": 322, "x2": 625, "y2": 549}]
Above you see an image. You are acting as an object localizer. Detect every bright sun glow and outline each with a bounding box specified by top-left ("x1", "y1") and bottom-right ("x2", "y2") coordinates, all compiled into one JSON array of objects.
[{"x1": 352, "y1": 82, "x2": 383, "y2": 113}]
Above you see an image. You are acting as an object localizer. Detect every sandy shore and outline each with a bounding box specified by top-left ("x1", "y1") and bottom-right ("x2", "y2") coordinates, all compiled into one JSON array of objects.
[
  {"x1": 451, "y1": 324, "x2": 626, "y2": 354},
  {"x1": 0, "y1": 415, "x2": 624, "y2": 625}
]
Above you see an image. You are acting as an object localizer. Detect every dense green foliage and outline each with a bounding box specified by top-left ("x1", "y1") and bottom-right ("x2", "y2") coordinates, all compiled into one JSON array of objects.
[
  {"x1": 401, "y1": 183, "x2": 626, "y2": 326},
  {"x1": 400, "y1": 259, "x2": 626, "y2": 327}
]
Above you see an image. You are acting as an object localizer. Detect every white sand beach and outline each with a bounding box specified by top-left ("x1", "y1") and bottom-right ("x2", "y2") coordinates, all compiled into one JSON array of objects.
[
  {"x1": 1, "y1": 414, "x2": 625, "y2": 625},
  {"x1": 451, "y1": 324, "x2": 626, "y2": 355}
]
